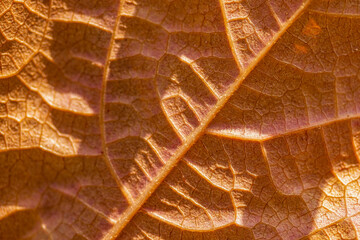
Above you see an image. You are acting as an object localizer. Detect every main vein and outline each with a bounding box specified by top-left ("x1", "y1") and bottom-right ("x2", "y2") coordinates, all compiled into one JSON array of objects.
[{"x1": 103, "y1": 0, "x2": 312, "y2": 239}]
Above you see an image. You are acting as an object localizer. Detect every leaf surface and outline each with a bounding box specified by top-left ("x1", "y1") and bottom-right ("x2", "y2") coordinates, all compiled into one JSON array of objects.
[{"x1": 1, "y1": 0, "x2": 360, "y2": 239}]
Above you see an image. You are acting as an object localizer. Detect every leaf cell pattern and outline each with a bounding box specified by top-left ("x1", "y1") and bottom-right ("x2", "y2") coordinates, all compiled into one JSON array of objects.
[{"x1": 1, "y1": 0, "x2": 360, "y2": 240}]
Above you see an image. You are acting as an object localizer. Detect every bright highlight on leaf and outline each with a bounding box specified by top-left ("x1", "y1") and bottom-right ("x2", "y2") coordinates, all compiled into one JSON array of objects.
[{"x1": 1, "y1": 0, "x2": 360, "y2": 239}]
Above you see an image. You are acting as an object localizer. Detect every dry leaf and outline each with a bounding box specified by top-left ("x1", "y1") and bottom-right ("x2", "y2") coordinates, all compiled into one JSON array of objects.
[{"x1": 1, "y1": 0, "x2": 360, "y2": 239}]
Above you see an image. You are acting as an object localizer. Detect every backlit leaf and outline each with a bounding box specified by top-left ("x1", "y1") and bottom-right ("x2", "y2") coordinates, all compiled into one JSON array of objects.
[{"x1": 1, "y1": 0, "x2": 360, "y2": 239}]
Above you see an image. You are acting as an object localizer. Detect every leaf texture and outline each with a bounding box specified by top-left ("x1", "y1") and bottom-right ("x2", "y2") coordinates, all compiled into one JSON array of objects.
[{"x1": 1, "y1": 0, "x2": 360, "y2": 239}]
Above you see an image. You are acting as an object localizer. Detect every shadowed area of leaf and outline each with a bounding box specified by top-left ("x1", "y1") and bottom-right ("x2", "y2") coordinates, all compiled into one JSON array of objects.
[
  {"x1": 0, "y1": 149, "x2": 129, "y2": 239},
  {"x1": 0, "y1": 0, "x2": 114, "y2": 156},
  {"x1": 0, "y1": 209, "x2": 43, "y2": 240}
]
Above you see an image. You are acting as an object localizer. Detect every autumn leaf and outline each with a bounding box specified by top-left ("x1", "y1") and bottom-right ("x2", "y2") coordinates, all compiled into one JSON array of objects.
[{"x1": 1, "y1": 0, "x2": 360, "y2": 239}]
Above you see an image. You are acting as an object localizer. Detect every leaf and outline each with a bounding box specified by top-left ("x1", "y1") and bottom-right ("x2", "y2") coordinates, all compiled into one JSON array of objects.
[{"x1": 1, "y1": 0, "x2": 360, "y2": 239}]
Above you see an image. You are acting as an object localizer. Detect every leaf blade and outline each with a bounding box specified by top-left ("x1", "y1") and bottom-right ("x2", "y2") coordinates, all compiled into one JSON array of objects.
[{"x1": 103, "y1": 0, "x2": 312, "y2": 239}]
